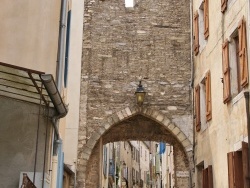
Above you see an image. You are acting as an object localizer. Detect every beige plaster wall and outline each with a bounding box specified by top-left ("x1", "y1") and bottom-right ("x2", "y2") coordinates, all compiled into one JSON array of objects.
[
  {"x1": 0, "y1": 0, "x2": 61, "y2": 75},
  {"x1": 193, "y1": 0, "x2": 250, "y2": 187}
]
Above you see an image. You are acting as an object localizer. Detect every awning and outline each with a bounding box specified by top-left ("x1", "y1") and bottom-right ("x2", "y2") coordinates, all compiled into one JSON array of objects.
[{"x1": 0, "y1": 62, "x2": 67, "y2": 117}]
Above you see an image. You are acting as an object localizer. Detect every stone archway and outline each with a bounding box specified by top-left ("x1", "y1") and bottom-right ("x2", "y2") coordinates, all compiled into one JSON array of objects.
[{"x1": 77, "y1": 107, "x2": 193, "y2": 188}]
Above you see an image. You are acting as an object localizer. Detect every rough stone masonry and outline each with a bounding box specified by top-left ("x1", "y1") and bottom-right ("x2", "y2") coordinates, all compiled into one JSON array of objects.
[{"x1": 78, "y1": 0, "x2": 192, "y2": 187}]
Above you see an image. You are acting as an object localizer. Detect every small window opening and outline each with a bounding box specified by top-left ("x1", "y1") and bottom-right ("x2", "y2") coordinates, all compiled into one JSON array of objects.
[{"x1": 125, "y1": 0, "x2": 134, "y2": 7}]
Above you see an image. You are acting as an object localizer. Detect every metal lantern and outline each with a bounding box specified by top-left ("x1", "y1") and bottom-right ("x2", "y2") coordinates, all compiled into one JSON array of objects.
[{"x1": 135, "y1": 81, "x2": 146, "y2": 106}]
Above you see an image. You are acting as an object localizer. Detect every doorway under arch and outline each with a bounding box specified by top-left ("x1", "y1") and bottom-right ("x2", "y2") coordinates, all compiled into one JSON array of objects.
[{"x1": 77, "y1": 107, "x2": 193, "y2": 188}]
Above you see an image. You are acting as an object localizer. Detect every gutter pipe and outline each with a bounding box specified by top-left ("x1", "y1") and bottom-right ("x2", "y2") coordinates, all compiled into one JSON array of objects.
[
  {"x1": 189, "y1": 0, "x2": 194, "y2": 188},
  {"x1": 54, "y1": 0, "x2": 68, "y2": 187},
  {"x1": 244, "y1": 92, "x2": 250, "y2": 182}
]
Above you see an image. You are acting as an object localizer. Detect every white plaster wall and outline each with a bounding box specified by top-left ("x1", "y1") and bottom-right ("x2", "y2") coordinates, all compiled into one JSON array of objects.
[{"x1": 63, "y1": 0, "x2": 84, "y2": 171}]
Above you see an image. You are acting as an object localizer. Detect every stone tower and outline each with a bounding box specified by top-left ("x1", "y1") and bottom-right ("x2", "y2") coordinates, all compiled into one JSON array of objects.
[{"x1": 78, "y1": 0, "x2": 193, "y2": 187}]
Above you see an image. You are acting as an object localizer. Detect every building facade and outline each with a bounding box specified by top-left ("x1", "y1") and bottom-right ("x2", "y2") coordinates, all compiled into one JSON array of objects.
[
  {"x1": 193, "y1": 0, "x2": 250, "y2": 187},
  {"x1": 0, "y1": 0, "x2": 83, "y2": 187}
]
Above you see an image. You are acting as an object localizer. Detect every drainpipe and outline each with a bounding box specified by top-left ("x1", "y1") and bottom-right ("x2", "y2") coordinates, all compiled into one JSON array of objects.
[
  {"x1": 56, "y1": 139, "x2": 64, "y2": 188},
  {"x1": 244, "y1": 92, "x2": 250, "y2": 181},
  {"x1": 56, "y1": 0, "x2": 68, "y2": 93},
  {"x1": 189, "y1": 0, "x2": 194, "y2": 188},
  {"x1": 55, "y1": 0, "x2": 68, "y2": 187}
]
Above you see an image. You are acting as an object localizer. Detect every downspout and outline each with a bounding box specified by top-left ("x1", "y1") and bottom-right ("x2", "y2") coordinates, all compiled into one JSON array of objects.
[
  {"x1": 189, "y1": 0, "x2": 194, "y2": 188},
  {"x1": 244, "y1": 92, "x2": 250, "y2": 182},
  {"x1": 55, "y1": 0, "x2": 68, "y2": 187}
]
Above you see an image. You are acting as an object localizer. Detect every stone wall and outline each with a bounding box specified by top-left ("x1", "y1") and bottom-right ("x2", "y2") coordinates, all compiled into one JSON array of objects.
[{"x1": 78, "y1": 0, "x2": 192, "y2": 186}]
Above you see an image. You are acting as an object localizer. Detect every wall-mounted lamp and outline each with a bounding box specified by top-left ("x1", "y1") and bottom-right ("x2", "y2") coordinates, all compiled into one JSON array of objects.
[{"x1": 135, "y1": 81, "x2": 146, "y2": 106}]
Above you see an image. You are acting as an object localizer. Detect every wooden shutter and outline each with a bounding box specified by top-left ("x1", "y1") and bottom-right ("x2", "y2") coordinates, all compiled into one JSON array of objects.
[
  {"x1": 238, "y1": 17, "x2": 248, "y2": 87},
  {"x1": 235, "y1": 151, "x2": 244, "y2": 188},
  {"x1": 242, "y1": 142, "x2": 249, "y2": 188},
  {"x1": 203, "y1": 168, "x2": 208, "y2": 188},
  {"x1": 204, "y1": 0, "x2": 209, "y2": 39},
  {"x1": 203, "y1": 166, "x2": 213, "y2": 188},
  {"x1": 195, "y1": 85, "x2": 201, "y2": 131},
  {"x1": 222, "y1": 40, "x2": 231, "y2": 103},
  {"x1": 228, "y1": 152, "x2": 234, "y2": 188},
  {"x1": 221, "y1": 0, "x2": 228, "y2": 13},
  {"x1": 208, "y1": 165, "x2": 213, "y2": 188},
  {"x1": 228, "y1": 151, "x2": 244, "y2": 188},
  {"x1": 205, "y1": 71, "x2": 212, "y2": 121},
  {"x1": 194, "y1": 11, "x2": 199, "y2": 55}
]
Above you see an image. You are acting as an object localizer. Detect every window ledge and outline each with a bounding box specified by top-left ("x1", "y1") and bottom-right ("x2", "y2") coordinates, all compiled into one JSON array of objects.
[{"x1": 232, "y1": 90, "x2": 245, "y2": 105}]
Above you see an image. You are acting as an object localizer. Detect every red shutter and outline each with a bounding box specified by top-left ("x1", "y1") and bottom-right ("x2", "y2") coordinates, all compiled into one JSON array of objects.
[
  {"x1": 228, "y1": 152, "x2": 234, "y2": 188},
  {"x1": 234, "y1": 151, "x2": 244, "y2": 188},
  {"x1": 238, "y1": 17, "x2": 248, "y2": 87},
  {"x1": 228, "y1": 151, "x2": 244, "y2": 188},
  {"x1": 206, "y1": 71, "x2": 212, "y2": 121},
  {"x1": 204, "y1": 0, "x2": 209, "y2": 39},
  {"x1": 195, "y1": 85, "x2": 201, "y2": 131},
  {"x1": 203, "y1": 166, "x2": 213, "y2": 188},
  {"x1": 194, "y1": 11, "x2": 199, "y2": 55},
  {"x1": 221, "y1": 0, "x2": 228, "y2": 13},
  {"x1": 242, "y1": 142, "x2": 249, "y2": 188},
  {"x1": 208, "y1": 165, "x2": 213, "y2": 188},
  {"x1": 222, "y1": 40, "x2": 231, "y2": 103},
  {"x1": 203, "y1": 168, "x2": 208, "y2": 188}
]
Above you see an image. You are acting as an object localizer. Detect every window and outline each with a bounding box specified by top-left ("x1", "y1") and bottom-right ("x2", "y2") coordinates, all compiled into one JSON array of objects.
[
  {"x1": 125, "y1": 0, "x2": 134, "y2": 7},
  {"x1": 222, "y1": 40, "x2": 231, "y2": 103},
  {"x1": 223, "y1": 17, "x2": 248, "y2": 101},
  {"x1": 227, "y1": 142, "x2": 249, "y2": 188},
  {"x1": 193, "y1": 11, "x2": 199, "y2": 55},
  {"x1": 195, "y1": 71, "x2": 212, "y2": 132},
  {"x1": 203, "y1": 0, "x2": 209, "y2": 39},
  {"x1": 205, "y1": 71, "x2": 212, "y2": 121},
  {"x1": 195, "y1": 84, "x2": 201, "y2": 131}
]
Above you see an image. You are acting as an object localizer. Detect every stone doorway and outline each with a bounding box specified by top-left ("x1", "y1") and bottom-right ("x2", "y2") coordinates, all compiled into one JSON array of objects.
[{"x1": 77, "y1": 107, "x2": 193, "y2": 188}]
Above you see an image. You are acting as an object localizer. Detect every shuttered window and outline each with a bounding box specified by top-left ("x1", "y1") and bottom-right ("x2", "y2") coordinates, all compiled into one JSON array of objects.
[
  {"x1": 205, "y1": 71, "x2": 212, "y2": 121},
  {"x1": 195, "y1": 85, "x2": 201, "y2": 132},
  {"x1": 204, "y1": 0, "x2": 209, "y2": 39},
  {"x1": 221, "y1": 0, "x2": 228, "y2": 13},
  {"x1": 222, "y1": 40, "x2": 231, "y2": 103},
  {"x1": 228, "y1": 142, "x2": 249, "y2": 188},
  {"x1": 194, "y1": 11, "x2": 199, "y2": 56},
  {"x1": 202, "y1": 165, "x2": 213, "y2": 188},
  {"x1": 238, "y1": 17, "x2": 248, "y2": 87}
]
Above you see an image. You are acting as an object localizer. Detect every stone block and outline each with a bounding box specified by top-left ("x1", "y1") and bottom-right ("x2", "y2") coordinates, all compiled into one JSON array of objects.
[
  {"x1": 167, "y1": 123, "x2": 176, "y2": 130},
  {"x1": 117, "y1": 111, "x2": 124, "y2": 120},
  {"x1": 111, "y1": 113, "x2": 120, "y2": 124},
  {"x1": 172, "y1": 126, "x2": 181, "y2": 136},
  {"x1": 176, "y1": 132, "x2": 187, "y2": 142},
  {"x1": 125, "y1": 107, "x2": 132, "y2": 116},
  {"x1": 121, "y1": 109, "x2": 128, "y2": 118},
  {"x1": 156, "y1": 113, "x2": 164, "y2": 122},
  {"x1": 151, "y1": 110, "x2": 160, "y2": 119},
  {"x1": 182, "y1": 139, "x2": 192, "y2": 147},
  {"x1": 162, "y1": 117, "x2": 171, "y2": 127},
  {"x1": 97, "y1": 126, "x2": 106, "y2": 135}
]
